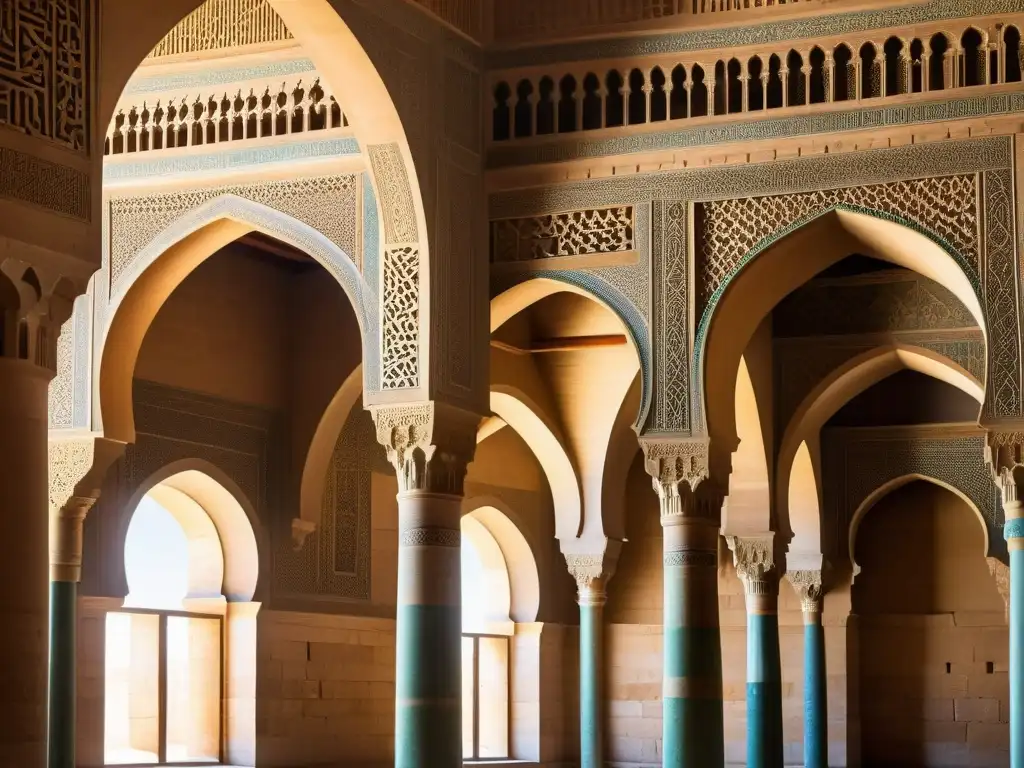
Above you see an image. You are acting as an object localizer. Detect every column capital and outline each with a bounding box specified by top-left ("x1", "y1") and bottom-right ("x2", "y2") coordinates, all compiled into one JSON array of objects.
[
  {"x1": 640, "y1": 437, "x2": 722, "y2": 525},
  {"x1": 48, "y1": 433, "x2": 125, "y2": 581},
  {"x1": 564, "y1": 544, "x2": 620, "y2": 606},
  {"x1": 785, "y1": 569, "x2": 825, "y2": 614},
  {"x1": 726, "y1": 533, "x2": 778, "y2": 597},
  {"x1": 371, "y1": 401, "x2": 479, "y2": 495}
]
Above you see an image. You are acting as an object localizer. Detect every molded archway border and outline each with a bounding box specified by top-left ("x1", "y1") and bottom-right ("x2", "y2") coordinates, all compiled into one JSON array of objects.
[
  {"x1": 491, "y1": 272, "x2": 651, "y2": 430},
  {"x1": 848, "y1": 474, "x2": 989, "y2": 579},
  {"x1": 779, "y1": 344, "x2": 984, "y2": 558},
  {"x1": 298, "y1": 365, "x2": 363, "y2": 530},
  {"x1": 694, "y1": 206, "x2": 986, "y2": 450},
  {"x1": 489, "y1": 387, "x2": 583, "y2": 542},
  {"x1": 461, "y1": 495, "x2": 542, "y2": 624},
  {"x1": 120, "y1": 460, "x2": 263, "y2": 603},
  {"x1": 98, "y1": 196, "x2": 371, "y2": 444}
]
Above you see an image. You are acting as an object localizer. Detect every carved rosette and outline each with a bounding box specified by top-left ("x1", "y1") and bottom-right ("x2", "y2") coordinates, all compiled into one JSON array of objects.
[
  {"x1": 727, "y1": 534, "x2": 779, "y2": 610},
  {"x1": 640, "y1": 437, "x2": 721, "y2": 525},
  {"x1": 48, "y1": 435, "x2": 125, "y2": 581},
  {"x1": 786, "y1": 569, "x2": 825, "y2": 615},
  {"x1": 371, "y1": 401, "x2": 479, "y2": 495}
]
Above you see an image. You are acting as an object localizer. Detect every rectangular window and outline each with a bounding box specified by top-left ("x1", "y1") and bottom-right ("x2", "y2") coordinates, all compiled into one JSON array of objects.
[
  {"x1": 104, "y1": 610, "x2": 223, "y2": 766},
  {"x1": 461, "y1": 634, "x2": 510, "y2": 760}
]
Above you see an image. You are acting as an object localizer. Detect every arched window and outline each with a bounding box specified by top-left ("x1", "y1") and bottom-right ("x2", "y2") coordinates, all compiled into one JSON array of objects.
[
  {"x1": 104, "y1": 471, "x2": 258, "y2": 767},
  {"x1": 961, "y1": 28, "x2": 984, "y2": 87},
  {"x1": 492, "y1": 82, "x2": 512, "y2": 141},
  {"x1": 910, "y1": 38, "x2": 925, "y2": 93},
  {"x1": 650, "y1": 67, "x2": 668, "y2": 122},
  {"x1": 883, "y1": 36, "x2": 905, "y2": 96},
  {"x1": 834, "y1": 44, "x2": 855, "y2": 101},
  {"x1": 808, "y1": 47, "x2": 826, "y2": 103},
  {"x1": 748, "y1": 56, "x2": 765, "y2": 111},
  {"x1": 536, "y1": 77, "x2": 556, "y2": 135},
  {"x1": 669, "y1": 65, "x2": 688, "y2": 119},
  {"x1": 727, "y1": 58, "x2": 743, "y2": 113},
  {"x1": 690, "y1": 65, "x2": 709, "y2": 117},
  {"x1": 1006, "y1": 26, "x2": 1023, "y2": 83},
  {"x1": 513, "y1": 80, "x2": 533, "y2": 138},
  {"x1": 605, "y1": 70, "x2": 626, "y2": 128},
  {"x1": 787, "y1": 50, "x2": 805, "y2": 106},
  {"x1": 627, "y1": 68, "x2": 647, "y2": 125},
  {"x1": 558, "y1": 75, "x2": 578, "y2": 133},
  {"x1": 930, "y1": 33, "x2": 949, "y2": 90},
  {"x1": 461, "y1": 516, "x2": 513, "y2": 760},
  {"x1": 766, "y1": 54, "x2": 784, "y2": 108},
  {"x1": 860, "y1": 42, "x2": 881, "y2": 98},
  {"x1": 713, "y1": 60, "x2": 727, "y2": 115},
  {"x1": 581, "y1": 73, "x2": 602, "y2": 130}
]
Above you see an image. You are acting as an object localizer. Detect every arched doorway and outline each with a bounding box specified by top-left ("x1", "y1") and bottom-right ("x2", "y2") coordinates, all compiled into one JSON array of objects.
[
  {"x1": 104, "y1": 470, "x2": 259, "y2": 767},
  {"x1": 852, "y1": 479, "x2": 1006, "y2": 766}
]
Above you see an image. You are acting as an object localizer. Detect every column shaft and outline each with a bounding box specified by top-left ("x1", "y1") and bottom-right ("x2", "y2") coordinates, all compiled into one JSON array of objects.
[
  {"x1": 0, "y1": 359, "x2": 51, "y2": 766},
  {"x1": 48, "y1": 580, "x2": 77, "y2": 768},
  {"x1": 579, "y1": 590, "x2": 605, "y2": 768},
  {"x1": 663, "y1": 519, "x2": 723, "y2": 768},
  {"x1": 803, "y1": 610, "x2": 827, "y2": 768},
  {"x1": 1008, "y1": 516, "x2": 1024, "y2": 768},
  {"x1": 395, "y1": 492, "x2": 462, "y2": 768},
  {"x1": 746, "y1": 588, "x2": 783, "y2": 768}
]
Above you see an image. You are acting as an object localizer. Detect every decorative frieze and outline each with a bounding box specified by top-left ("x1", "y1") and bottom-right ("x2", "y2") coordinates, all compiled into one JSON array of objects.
[
  {"x1": 490, "y1": 206, "x2": 634, "y2": 263},
  {"x1": 0, "y1": 0, "x2": 90, "y2": 152},
  {"x1": 146, "y1": 0, "x2": 292, "y2": 58},
  {"x1": 0, "y1": 147, "x2": 90, "y2": 220},
  {"x1": 381, "y1": 246, "x2": 420, "y2": 390}
]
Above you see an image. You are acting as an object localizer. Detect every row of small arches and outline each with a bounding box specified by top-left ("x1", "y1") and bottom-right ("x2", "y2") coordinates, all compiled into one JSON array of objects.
[{"x1": 492, "y1": 26, "x2": 1023, "y2": 140}]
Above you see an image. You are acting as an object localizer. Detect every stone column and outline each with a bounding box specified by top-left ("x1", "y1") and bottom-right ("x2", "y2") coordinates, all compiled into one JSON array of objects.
[
  {"x1": 728, "y1": 534, "x2": 783, "y2": 768},
  {"x1": 987, "y1": 433, "x2": 1024, "y2": 768},
  {"x1": 47, "y1": 436, "x2": 124, "y2": 768},
  {"x1": 373, "y1": 403, "x2": 478, "y2": 768},
  {"x1": 787, "y1": 570, "x2": 827, "y2": 768},
  {"x1": 642, "y1": 439, "x2": 724, "y2": 768}
]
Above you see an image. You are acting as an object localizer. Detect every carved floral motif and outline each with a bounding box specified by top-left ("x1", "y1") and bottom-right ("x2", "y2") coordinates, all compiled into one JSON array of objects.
[{"x1": 491, "y1": 206, "x2": 634, "y2": 262}]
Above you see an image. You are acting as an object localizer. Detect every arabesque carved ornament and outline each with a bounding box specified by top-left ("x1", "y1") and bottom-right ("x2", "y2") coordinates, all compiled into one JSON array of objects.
[
  {"x1": 727, "y1": 533, "x2": 778, "y2": 597},
  {"x1": 785, "y1": 568, "x2": 825, "y2": 613},
  {"x1": 640, "y1": 437, "x2": 724, "y2": 523}
]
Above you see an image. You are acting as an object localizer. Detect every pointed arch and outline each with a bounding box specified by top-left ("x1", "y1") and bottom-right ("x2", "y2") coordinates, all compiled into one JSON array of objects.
[
  {"x1": 849, "y1": 474, "x2": 989, "y2": 578},
  {"x1": 99, "y1": 195, "x2": 371, "y2": 444},
  {"x1": 699, "y1": 208, "x2": 986, "y2": 484},
  {"x1": 778, "y1": 343, "x2": 984, "y2": 559},
  {"x1": 726, "y1": 355, "x2": 771, "y2": 532}
]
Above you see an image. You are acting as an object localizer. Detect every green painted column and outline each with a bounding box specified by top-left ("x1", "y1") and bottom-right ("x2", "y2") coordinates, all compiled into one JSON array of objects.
[
  {"x1": 786, "y1": 571, "x2": 827, "y2": 768},
  {"x1": 48, "y1": 497, "x2": 94, "y2": 768},
  {"x1": 661, "y1": 515, "x2": 724, "y2": 768},
  {"x1": 394, "y1": 490, "x2": 464, "y2": 768},
  {"x1": 576, "y1": 574, "x2": 606, "y2": 768},
  {"x1": 729, "y1": 536, "x2": 782, "y2": 768}
]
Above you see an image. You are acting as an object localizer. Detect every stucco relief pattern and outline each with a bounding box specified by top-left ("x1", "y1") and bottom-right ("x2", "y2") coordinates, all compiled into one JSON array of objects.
[
  {"x1": 981, "y1": 167, "x2": 1020, "y2": 418},
  {"x1": 0, "y1": 146, "x2": 90, "y2": 220},
  {"x1": 491, "y1": 206, "x2": 634, "y2": 262},
  {"x1": 823, "y1": 429, "x2": 1004, "y2": 563},
  {"x1": 367, "y1": 143, "x2": 418, "y2": 245},
  {"x1": 697, "y1": 175, "x2": 980, "y2": 320},
  {"x1": 0, "y1": 0, "x2": 89, "y2": 151},
  {"x1": 49, "y1": 290, "x2": 92, "y2": 430},
  {"x1": 146, "y1": 0, "x2": 292, "y2": 57},
  {"x1": 650, "y1": 199, "x2": 689, "y2": 433},
  {"x1": 274, "y1": 402, "x2": 376, "y2": 601},
  {"x1": 107, "y1": 175, "x2": 358, "y2": 289},
  {"x1": 381, "y1": 246, "x2": 421, "y2": 389}
]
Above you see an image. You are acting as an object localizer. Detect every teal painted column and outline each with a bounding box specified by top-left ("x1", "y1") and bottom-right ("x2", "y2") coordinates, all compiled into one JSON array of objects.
[
  {"x1": 575, "y1": 572, "x2": 606, "y2": 768},
  {"x1": 729, "y1": 537, "x2": 783, "y2": 768},
  {"x1": 395, "y1": 490, "x2": 463, "y2": 768},
  {"x1": 788, "y1": 571, "x2": 827, "y2": 768},
  {"x1": 48, "y1": 498, "x2": 93, "y2": 768},
  {"x1": 661, "y1": 514, "x2": 724, "y2": 768},
  {"x1": 1006, "y1": 513, "x2": 1024, "y2": 768}
]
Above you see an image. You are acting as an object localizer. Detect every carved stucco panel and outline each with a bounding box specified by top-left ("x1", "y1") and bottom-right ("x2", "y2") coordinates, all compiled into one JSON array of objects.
[
  {"x1": 823, "y1": 429, "x2": 1003, "y2": 563},
  {"x1": 274, "y1": 401, "x2": 379, "y2": 601},
  {"x1": 146, "y1": 0, "x2": 292, "y2": 58}
]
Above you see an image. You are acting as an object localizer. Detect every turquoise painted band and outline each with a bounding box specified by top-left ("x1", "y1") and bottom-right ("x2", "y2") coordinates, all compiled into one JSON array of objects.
[
  {"x1": 747, "y1": 682, "x2": 784, "y2": 768},
  {"x1": 1010, "y1": 549, "x2": 1023, "y2": 767},
  {"x1": 395, "y1": 604, "x2": 461, "y2": 700},
  {"x1": 803, "y1": 622, "x2": 828, "y2": 768},
  {"x1": 663, "y1": 696, "x2": 725, "y2": 768},
  {"x1": 1006, "y1": 518, "x2": 1024, "y2": 540},
  {"x1": 664, "y1": 626, "x2": 722, "y2": 678}
]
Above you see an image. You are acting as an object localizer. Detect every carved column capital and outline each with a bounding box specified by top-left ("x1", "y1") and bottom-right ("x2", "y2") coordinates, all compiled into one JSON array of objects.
[
  {"x1": 640, "y1": 437, "x2": 722, "y2": 525},
  {"x1": 564, "y1": 543, "x2": 621, "y2": 606},
  {"x1": 726, "y1": 533, "x2": 778, "y2": 600},
  {"x1": 48, "y1": 434, "x2": 125, "y2": 582},
  {"x1": 786, "y1": 569, "x2": 825, "y2": 614},
  {"x1": 371, "y1": 401, "x2": 479, "y2": 496}
]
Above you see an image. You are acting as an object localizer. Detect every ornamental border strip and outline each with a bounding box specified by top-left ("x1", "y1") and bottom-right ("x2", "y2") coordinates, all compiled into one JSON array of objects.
[
  {"x1": 488, "y1": 136, "x2": 1011, "y2": 218},
  {"x1": 102, "y1": 137, "x2": 362, "y2": 182},
  {"x1": 487, "y1": 0, "x2": 1024, "y2": 68},
  {"x1": 486, "y1": 90, "x2": 1024, "y2": 169},
  {"x1": 122, "y1": 58, "x2": 318, "y2": 96}
]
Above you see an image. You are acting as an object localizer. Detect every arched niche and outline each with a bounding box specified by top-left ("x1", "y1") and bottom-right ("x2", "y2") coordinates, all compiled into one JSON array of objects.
[
  {"x1": 779, "y1": 344, "x2": 984, "y2": 560},
  {"x1": 98, "y1": 198, "x2": 369, "y2": 445},
  {"x1": 120, "y1": 461, "x2": 261, "y2": 604},
  {"x1": 700, "y1": 208, "x2": 986, "y2": 482},
  {"x1": 849, "y1": 474, "x2": 989, "y2": 580}
]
